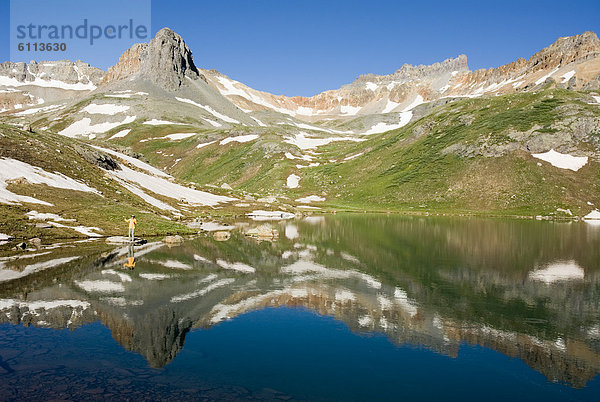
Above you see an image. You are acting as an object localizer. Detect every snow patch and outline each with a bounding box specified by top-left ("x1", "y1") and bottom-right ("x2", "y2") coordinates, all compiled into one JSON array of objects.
[
  {"x1": 196, "y1": 140, "x2": 216, "y2": 149},
  {"x1": 82, "y1": 103, "x2": 130, "y2": 115},
  {"x1": 535, "y1": 67, "x2": 560, "y2": 86},
  {"x1": 284, "y1": 132, "x2": 365, "y2": 150},
  {"x1": 296, "y1": 195, "x2": 325, "y2": 203},
  {"x1": 59, "y1": 116, "x2": 135, "y2": 137},
  {"x1": 531, "y1": 149, "x2": 587, "y2": 171},
  {"x1": 91, "y1": 145, "x2": 170, "y2": 177},
  {"x1": 0, "y1": 75, "x2": 96, "y2": 90},
  {"x1": 561, "y1": 70, "x2": 576, "y2": 83},
  {"x1": 109, "y1": 129, "x2": 131, "y2": 139},
  {"x1": 0, "y1": 256, "x2": 80, "y2": 282},
  {"x1": 176, "y1": 97, "x2": 240, "y2": 124},
  {"x1": 220, "y1": 134, "x2": 259, "y2": 145},
  {"x1": 162, "y1": 133, "x2": 197, "y2": 141},
  {"x1": 143, "y1": 119, "x2": 185, "y2": 126},
  {"x1": 0, "y1": 158, "x2": 99, "y2": 206},
  {"x1": 26, "y1": 210, "x2": 75, "y2": 222},
  {"x1": 382, "y1": 99, "x2": 401, "y2": 113},
  {"x1": 583, "y1": 210, "x2": 600, "y2": 221},
  {"x1": 14, "y1": 104, "x2": 65, "y2": 116},
  {"x1": 286, "y1": 174, "x2": 300, "y2": 189}
]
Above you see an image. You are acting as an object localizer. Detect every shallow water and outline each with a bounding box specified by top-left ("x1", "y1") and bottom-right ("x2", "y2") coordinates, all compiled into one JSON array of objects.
[{"x1": 1, "y1": 214, "x2": 599, "y2": 400}]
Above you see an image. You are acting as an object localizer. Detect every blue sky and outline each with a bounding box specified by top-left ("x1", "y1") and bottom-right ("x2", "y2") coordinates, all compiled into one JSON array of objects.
[{"x1": 2, "y1": 0, "x2": 599, "y2": 96}]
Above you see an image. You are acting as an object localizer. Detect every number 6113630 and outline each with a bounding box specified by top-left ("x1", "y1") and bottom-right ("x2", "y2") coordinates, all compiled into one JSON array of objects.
[{"x1": 18, "y1": 43, "x2": 67, "y2": 51}]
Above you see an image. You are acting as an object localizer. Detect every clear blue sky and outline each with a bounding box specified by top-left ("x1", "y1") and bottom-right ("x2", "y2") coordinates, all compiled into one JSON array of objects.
[{"x1": 1, "y1": 0, "x2": 599, "y2": 96}]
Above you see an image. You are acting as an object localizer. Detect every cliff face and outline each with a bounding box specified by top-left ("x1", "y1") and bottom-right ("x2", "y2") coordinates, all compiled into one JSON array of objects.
[{"x1": 101, "y1": 28, "x2": 202, "y2": 91}]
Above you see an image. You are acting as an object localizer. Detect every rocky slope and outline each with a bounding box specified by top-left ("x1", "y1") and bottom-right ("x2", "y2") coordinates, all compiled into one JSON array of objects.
[{"x1": 202, "y1": 31, "x2": 600, "y2": 122}]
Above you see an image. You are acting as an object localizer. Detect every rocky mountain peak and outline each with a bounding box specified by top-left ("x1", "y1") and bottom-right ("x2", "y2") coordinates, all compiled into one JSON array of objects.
[
  {"x1": 528, "y1": 31, "x2": 600, "y2": 70},
  {"x1": 351, "y1": 54, "x2": 469, "y2": 88},
  {"x1": 141, "y1": 27, "x2": 200, "y2": 90},
  {"x1": 102, "y1": 27, "x2": 201, "y2": 90},
  {"x1": 393, "y1": 54, "x2": 469, "y2": 80}
]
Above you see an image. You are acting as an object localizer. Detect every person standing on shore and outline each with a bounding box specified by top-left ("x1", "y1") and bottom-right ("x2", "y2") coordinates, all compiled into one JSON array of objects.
[{"x1": 125, "y1": 215, "x2": 137, "y2": 242}]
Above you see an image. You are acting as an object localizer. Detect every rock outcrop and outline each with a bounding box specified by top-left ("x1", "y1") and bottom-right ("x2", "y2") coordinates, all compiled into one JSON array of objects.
[
  {"x1": 0, "y1": 60, "x2": 103, "y2": 87},
  {"x1": 102, "y1": 28, "x2": 201, "y2": 91}
]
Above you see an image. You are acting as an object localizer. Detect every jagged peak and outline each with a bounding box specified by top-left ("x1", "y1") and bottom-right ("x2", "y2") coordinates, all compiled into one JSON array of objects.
[
  {"x1": 528, "y1": 31, "x2": 600, "y2": 69},
  {"x1": 102, "y1": 27, "x2": 201, "y2": 90},
  {"x1": 351, "y1": 54, "x2": 469, "y2": 88}
]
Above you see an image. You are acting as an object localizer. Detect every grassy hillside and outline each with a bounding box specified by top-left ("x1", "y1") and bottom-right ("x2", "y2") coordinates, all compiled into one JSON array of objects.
[
  {"x1": 138, "y1": 88, "x2": 600, "y2": 217},
  {"x1": 305, "y1": 89, "x2": 600, "y2": 216},
  {"x1": 0, "y1": 124, "x2": 197, "y2": 240},
  {"x1": 3, "y1": 88, "x2": 599, "y2": 229}
]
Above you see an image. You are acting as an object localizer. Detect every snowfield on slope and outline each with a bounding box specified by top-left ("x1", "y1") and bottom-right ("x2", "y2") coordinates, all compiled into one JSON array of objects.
[
  {"x1": 284, "y1": 132, "x2": 365, "y2": 150},
  {"x1": 220, "y1": 134, "x2": 259, "y2": 145},
  {"x1": 109, "y1": 129, "x2": 131, "y2": 139},
  {"x1": 0, "y1": 158, "x2": 99, "y2": 206},
  {"x1": 143, "y1": 119, "x2": 186, "y2": 126},
  {"x1": 162, "y1": 133, "x2": 198, "y2": 141},
  {"x1": 0, "y1": 75, "x2": 96, "y2": 91},
  {"x1": 82, "y1": 103, "x2": 130, "y2": 115},
  {"x1": 91, "y1": 146, "x2": 234, "y2": 208},
  {"x1": 59, "y1": 116, "x2": 136, "y2": 137},
  {"x1": 176, "y1": 97, "x2": 240, "y2": 124},
  {"x1": 296, "y1": 195, "x2": 326, "y2": 203},
  {"x1": 531, "y1": 149, "x2": 588, "y2": 171}
]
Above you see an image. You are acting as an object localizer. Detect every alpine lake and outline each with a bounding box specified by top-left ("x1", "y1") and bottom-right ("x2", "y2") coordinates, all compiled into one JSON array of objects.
[{"x1": 1, "y1": 214, "x2": 599, "y2": 401}]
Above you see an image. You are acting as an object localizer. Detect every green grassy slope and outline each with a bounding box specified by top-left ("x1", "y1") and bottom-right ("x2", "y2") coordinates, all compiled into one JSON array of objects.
[
  {"x1": 0, "y1": 124, "x2": 196, "y2": 240},
  {"x1": 149, "y1": 88, "x2": 598, "y2": 217}
]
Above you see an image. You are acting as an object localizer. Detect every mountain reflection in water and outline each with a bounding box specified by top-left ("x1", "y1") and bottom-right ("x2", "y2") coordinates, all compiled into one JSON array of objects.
[{"x1": 1, "y1": 215, "x2": 599, "y2": 390}]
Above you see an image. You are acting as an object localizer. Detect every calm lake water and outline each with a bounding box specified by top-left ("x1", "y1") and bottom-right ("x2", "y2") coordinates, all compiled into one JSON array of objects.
[{"x1": 1, "y1": 214, "x2": 599, "y2": 401}]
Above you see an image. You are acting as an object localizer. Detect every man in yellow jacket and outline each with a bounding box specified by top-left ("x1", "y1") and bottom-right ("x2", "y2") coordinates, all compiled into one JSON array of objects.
[{"x1": 125, "y1": 215, "x2": 137, "y2": 242}]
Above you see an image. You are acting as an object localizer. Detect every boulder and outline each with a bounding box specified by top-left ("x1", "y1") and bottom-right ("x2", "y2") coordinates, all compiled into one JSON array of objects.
[
  {"x1": 162, "y1": 235, "x2": 183, "y2": 245},
  {"x1": 213, "y1": 231, "x2": 230, "y2": 241},
  {"x1": 245, "y1": 224, "x2": 279, "y2": 239}
]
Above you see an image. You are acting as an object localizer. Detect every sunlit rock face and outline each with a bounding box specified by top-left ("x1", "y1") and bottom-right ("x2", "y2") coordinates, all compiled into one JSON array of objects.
[{"x1": 0, "y1": 216, "x2": 599, "y2": 386}]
